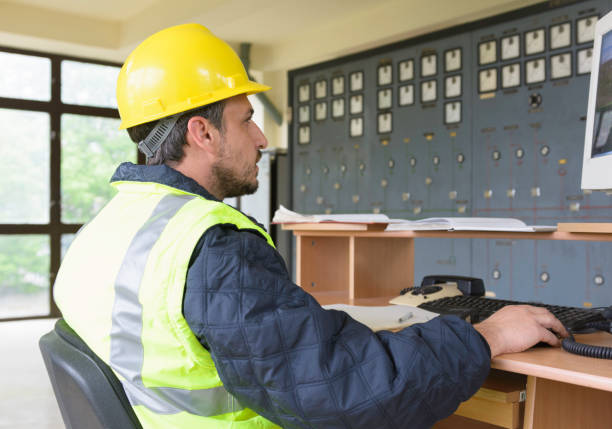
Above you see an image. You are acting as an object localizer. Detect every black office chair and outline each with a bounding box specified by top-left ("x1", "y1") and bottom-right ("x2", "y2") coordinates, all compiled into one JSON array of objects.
[{"x1": 39, "y1": 319, "x2": 143, "y2": 429}]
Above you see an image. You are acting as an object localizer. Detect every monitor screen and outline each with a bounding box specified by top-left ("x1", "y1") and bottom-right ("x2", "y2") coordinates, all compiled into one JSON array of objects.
[
  {"x1": 582, "y1": 11, "x2": 612, "y2": 191},
  {"x1": 592, "y1": 31, "x2": 612, "y2": 158}
]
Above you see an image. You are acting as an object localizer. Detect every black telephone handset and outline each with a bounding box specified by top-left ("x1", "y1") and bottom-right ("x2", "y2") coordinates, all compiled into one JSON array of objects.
[{"x1": 420, "y1": 275, "x2": 485, "y2": 297}]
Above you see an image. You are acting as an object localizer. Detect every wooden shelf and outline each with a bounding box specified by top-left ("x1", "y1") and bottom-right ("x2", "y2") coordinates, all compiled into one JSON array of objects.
[{"x1": 557, "y1": 222, "x2": 612, "y2": 233}]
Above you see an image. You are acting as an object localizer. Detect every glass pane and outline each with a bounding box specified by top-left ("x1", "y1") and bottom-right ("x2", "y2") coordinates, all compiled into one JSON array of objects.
[
  {"x1": 61, "y1": 234, "x2": 75, "y2": 261},
  {"x1": 0, "y1": 235, "x2": 50, "y2": 318},
  {"x1": 61, "y1": 60, "x2": 120, "y2": 108},
  {"x1": 0, "y1": 109, "x2": 50, "y2": 223},
  {"x1": 61, "y1": 114, "x2": 135, "y2": 223},
  {"x1": 0, "y1": 52, "x2": 51, "y2": 101}
]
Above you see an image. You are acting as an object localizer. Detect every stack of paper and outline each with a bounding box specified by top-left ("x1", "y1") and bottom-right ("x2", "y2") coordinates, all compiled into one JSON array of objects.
[
  {"x1": 272, "y1": 205, "x2": 390, "y2": 224},
  {"x1": 322, "y1": 304, "x2": 438, "y2": 331},
  {"x1": 385, "y1": 217, "x2": 556, "y2": 232}
]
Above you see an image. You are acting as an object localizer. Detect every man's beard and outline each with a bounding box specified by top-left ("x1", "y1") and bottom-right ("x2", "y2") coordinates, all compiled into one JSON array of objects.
[{"x1": 212, "y1": 151, "x2": 260, "y2": 198}]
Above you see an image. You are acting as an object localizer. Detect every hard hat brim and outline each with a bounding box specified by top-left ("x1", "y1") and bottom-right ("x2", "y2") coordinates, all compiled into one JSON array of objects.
[{"x1": 118, "y1": 80, "x2": 271, "y2": 130}]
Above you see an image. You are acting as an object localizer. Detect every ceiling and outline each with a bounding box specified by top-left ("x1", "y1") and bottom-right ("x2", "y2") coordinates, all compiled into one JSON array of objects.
[{"x1": 0, "y1": 0, "x2": 543, "y2": 71}]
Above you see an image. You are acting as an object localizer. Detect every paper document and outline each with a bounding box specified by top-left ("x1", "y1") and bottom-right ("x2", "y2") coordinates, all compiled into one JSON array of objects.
[
  {"x1": 322, "y1": 304, "x2": 438, "y2": 331},
  {"x1": 385, "y1": 217, "x2": 556, "y2": 232},
  {"x1": 272, "y1": 205, "x2": 390, "y2": 224}
]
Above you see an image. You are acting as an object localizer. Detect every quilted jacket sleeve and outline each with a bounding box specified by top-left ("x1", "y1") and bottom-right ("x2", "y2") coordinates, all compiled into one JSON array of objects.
[{"x1": 183, "y1": 225, "x2": 491, "y2": 429}]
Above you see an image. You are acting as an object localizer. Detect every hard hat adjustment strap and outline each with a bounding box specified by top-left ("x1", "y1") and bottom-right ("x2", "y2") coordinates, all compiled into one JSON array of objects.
[{"x1": 138, "y1": 114, "x2": 181, "y2": 159}]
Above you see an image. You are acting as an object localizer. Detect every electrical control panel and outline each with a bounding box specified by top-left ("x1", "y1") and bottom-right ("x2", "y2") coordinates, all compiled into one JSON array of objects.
[{"x1": 289, "y1": 0, "x2": 612, "y2": 308}]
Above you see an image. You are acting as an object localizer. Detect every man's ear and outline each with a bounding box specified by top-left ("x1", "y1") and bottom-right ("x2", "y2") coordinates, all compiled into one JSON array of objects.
[{"x1": 185, "y1": 115, "x2": 221, "y2": 155}]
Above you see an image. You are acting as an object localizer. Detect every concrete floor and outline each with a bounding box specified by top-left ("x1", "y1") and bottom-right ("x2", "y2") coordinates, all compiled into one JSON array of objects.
[{"x1": 0, "y1": 318, "x2": 63, "y2": 429}]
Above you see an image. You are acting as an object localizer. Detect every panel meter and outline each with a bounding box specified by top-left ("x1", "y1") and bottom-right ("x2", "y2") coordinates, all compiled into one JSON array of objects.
[
  {"x1": 377, "y1": 112, "x2": 392, "y2": 134},
  {"x1": 315, "y1": 101, "x2": 327, "y2": 121},
  {"x1": 550, "y1": 22, "x2": 571, "y2": 50},
  {"x1": 525, "y1": 28, "x2": 545, "y2": 55},
  {"x1": 298, "y1": 84, "x2": 310, "y2": 102},
  {"x1": 577, "y1": 48, "x2": 593, "y2": 75},
  {"x1": 501, "y1": 34, "x2": 520, "y2": 60},
  {"x1": 577, "y1": 15, "x2": 598, "y2": 44},
  {"x1": 421, "y1": 53, "x2": 437, "y2": 77},
  {"x1": 445, "y1": 101, "x2": 461, "y2": 124},
  {"x1": 478, "y1": 40, "x2": 497, "y2": 65},
  {"x1": 398, "y1": 84, "x2": 414, "y2": 106},
  {"x1": 478, "y1": 68, "x2": 497, "y2": 92},
  {"x1": 350, "y1": 94, "x2": 363, "y2": 114},
  {"x1": 350, "y1": 71, "x2": 363, "y2": 91},
  {"x1": 298, "y1": 125, "x2": 310, "y2": 144},
  {"x1": 332, "y1": 98, "x2": 345, "y2": 118},
  {"x1": 421, "y1": 80, "x2": 437, "y2": 102},
  {"x1": 445, "y1": 48, "x2": 462, "y2": 72},
  {"x1": 445, "y1": 75, "x2": 462, "y2": 98},
  {"x1": 378, "y1": 64, "x2": 393, "y2": 86},
  {"x1": 350, "y1": 117, "x2": 363, "y2": 137},
  {"x1": 525, "y1": 58, "x2": 546, "y2": 84},
  {"x1": 550, "y1": 52, "x2": 572, "y2": 79},
  {"x1": 501, "y1": 63, "x2": 521, "y2": 88},
  {"x1": 399, "y1": 59, "x2": 414, "y2": 81},
  {"x1": 331, "y1": 76, "x2": 345, "y2": 96},
  {"x1": 314, "y1": 80, "x2": 327, "y2": 99},
  {"x1": 378, "y1": 88, "x2": 393, "y2": 109},
  {"x1": 298, "y1": 105, "x2": 310, "y2": 123}
]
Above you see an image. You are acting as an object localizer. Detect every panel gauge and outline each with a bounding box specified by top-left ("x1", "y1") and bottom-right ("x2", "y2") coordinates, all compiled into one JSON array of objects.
[
  {"x1": 332, "y1": 98, "x2": 345, "y2": 118},
  {"x1": 478, "y1": 40, "x2": 497, "y2": 65},
  {"x1": 298, "y1": 105, "x2": 310, "y2": 124},
  {"x1": 349, "y1": 71, "x2": 363, "y2": 92},
  {"x1": 378, "y1": 88, "x2": 392, "y2": 110},
  {"x1": 525, "y1": 29, "x2": 545, "y2": 55},
  {"x1": 525, "y1": 58, "x2": 546, "y2": 84},
  {"x1": 478, "y1": 68, "x2": 497, "y2": 92},
  {"x1": 420, "y1": 80, "x2": 437, "y2": 103},
  {"x1": 550, "y1": 22, "x2": 571, "y2": 50},
  {"x1": 314, "y1": 80, "x2": 327, "y2": 99},
  {"x1": 577, "y1": 48, "x2": 593, "y2": 75},
  {"x1": 349, "y1": 117, "x2": 363, "y2": 137},
  {"x1": 501, "y1": 35, "x2": 520, "y2": 60},
  {"x1": 298, "y1": 125, "x2": 310, "y2": 144},
  {"x1": 550, "y1": 52, "x2": 572, "y2": 80},
  {"x1": 577, "y1": 15, "x2": 598, "y2": 44},
  {"x1": 398, "y1": 84, "x2": 414, "y2": 106},
  {"x1": 377, "y1": 112, "x2": 392, "y2": 134},
  {"x1": 331, "y1": 76, "x2": 345, "y2": 96},
  {"x1": 421, "y1": 54, "x2": 437, "y2": 77},
  {"x1": 398, "y1": 59, "x2": 414, "y2": 81},
  {"x1": 378, "y1": 64, "x2": 393, "y2": 86},
  {"x1": 501, "y1": 63, "x2": 521, "y2": 88},
  {"x1": 444, "y1": 75, "x2": 462, "y2": 98},
  {"x1": 445, "y1": 48, "x2": 462, "y2": 72},
  {"x1": 315, "y1": 101, "x2": 327, "y2": 121},
  {"x1": 350, "y1": 94, "x2": 363, "y2": 114},
  {"x1": 298, "y1": 84, "x2": 310, "y2": 102},
  {"x1": 444, "y1": 101, "x2": 461, "y2": 124}
]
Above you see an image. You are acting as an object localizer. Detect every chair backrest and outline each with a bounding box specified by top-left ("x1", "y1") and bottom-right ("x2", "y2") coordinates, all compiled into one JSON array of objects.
[{"x1": 39, "y1": 318, "x2": 143, "y2": 429}]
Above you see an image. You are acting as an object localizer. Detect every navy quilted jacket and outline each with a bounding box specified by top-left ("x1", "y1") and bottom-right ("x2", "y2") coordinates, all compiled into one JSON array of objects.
[{"x1": 112, "y1": 163, "x2": 492, "y2": 429}]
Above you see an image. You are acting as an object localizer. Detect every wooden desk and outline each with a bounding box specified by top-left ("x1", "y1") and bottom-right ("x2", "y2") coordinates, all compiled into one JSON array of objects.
[{"x1": 284, "y1": 223, "x2": 612, "y2": 428}]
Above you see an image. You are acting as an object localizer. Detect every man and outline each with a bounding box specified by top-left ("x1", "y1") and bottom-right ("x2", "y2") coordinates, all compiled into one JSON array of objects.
[{"x1": 54, "y1": 23, "x2": 568, "y2": 429}]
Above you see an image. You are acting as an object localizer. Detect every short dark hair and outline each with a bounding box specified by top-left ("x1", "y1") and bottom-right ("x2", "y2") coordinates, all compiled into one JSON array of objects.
[{"x1": 126, "y1": 100, "x2": 226, "y2": 165}]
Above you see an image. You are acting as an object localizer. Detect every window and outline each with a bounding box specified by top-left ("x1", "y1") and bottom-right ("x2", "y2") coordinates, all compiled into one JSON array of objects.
[{"x1": 0, "y1": 47, "x2": 139, "y2": 321}]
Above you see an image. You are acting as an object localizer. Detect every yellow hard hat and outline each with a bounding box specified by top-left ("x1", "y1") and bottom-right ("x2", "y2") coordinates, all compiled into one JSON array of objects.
[{"x1": 116, "y1": 23, "x2": 270, "y2": 129}]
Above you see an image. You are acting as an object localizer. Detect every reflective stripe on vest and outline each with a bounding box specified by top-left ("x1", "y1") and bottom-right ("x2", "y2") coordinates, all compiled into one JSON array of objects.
[{"x1": 110, "y1": 193, "x2": 243, "y2": 417}]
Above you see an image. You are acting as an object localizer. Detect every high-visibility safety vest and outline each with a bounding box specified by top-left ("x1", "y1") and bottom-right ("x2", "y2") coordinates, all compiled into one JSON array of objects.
[{"x1": 54, "y1": 181, "x2": 281, "y2": 429}]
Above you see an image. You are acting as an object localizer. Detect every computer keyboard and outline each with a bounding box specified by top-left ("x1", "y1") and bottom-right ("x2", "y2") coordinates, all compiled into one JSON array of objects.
[{"x1": 418, "y1": 295, "x2": 607, "y2": 331}]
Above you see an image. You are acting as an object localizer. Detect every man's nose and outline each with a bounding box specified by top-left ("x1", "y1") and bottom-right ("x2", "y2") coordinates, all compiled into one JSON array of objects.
[{"x1": 253, "y1": 123, "x2": 268, "y2": 149}]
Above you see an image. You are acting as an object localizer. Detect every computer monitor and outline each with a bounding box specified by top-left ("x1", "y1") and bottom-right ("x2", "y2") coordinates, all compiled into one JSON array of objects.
[{"x1": 582, "y1": 10, "x2": 612, "y2": 192}]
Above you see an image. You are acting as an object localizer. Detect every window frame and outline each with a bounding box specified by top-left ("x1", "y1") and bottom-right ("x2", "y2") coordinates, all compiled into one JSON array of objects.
[{"x1": 0, "y1": 45, "x2": 144, "y2": 322}]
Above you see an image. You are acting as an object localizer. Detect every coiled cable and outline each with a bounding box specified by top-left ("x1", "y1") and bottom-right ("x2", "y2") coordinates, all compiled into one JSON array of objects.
[{"x1": 561, "y1": 321, "x2": 612, "y2": 359}]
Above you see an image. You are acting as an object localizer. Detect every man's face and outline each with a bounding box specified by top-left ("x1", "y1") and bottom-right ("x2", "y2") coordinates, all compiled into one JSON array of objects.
[{"x1": 211, "y1": 95, "x2": 268, "y2": 198}]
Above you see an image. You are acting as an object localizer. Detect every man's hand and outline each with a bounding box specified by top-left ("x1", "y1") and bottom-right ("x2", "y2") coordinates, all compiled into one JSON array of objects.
[{"x1": 474, "y1": 305, "x2": 569, "y2": 357}]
